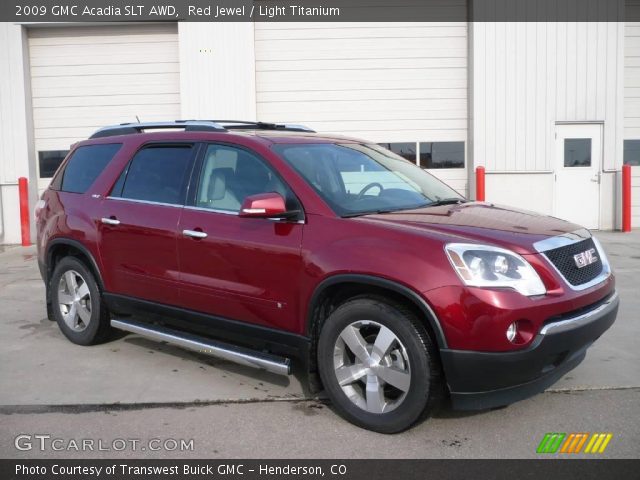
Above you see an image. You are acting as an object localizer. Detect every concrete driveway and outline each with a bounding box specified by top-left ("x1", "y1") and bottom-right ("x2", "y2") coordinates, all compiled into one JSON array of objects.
[{"x1": 0, "y1": 232, "x2": 638, "y2": 458}]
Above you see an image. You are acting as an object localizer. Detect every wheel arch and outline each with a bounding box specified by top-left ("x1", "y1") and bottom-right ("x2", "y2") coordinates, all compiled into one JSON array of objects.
[
  {"x1": 46, "y1": 238, "x2": 105, "y2": 291},
  {"x1": 306, "y1": 274, "x2": 448, "y2": 350}
]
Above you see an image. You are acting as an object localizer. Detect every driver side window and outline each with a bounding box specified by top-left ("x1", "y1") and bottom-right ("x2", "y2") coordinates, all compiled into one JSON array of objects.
[{"x1": 195, "y1": 145, "x2": 298, "y2": 213}]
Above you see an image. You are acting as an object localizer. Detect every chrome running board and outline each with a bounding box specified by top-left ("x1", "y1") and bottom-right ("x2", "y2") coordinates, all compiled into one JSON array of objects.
[{"x1": 110, "y1": 319, "x2": 291, "y2": 376}]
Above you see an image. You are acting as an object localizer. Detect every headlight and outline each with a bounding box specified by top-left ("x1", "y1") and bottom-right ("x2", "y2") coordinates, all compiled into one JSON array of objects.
[{"x1": 445, "y1": 243, "x2": 546, "y2": 296}]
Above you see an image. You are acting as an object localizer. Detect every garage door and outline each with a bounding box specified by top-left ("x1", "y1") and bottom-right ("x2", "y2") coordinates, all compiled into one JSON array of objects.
[
  {"x1": 254, "y1": 20, "x2": 469, "y2": 194},
  {"x1": 28, "y1": 24, "x2": 180, "y2": 191}
]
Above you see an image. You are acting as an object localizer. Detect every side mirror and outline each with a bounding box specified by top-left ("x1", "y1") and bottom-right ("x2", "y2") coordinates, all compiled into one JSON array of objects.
[{"x1": 239, "y1": 192, "x2": 289, "y2": 218}]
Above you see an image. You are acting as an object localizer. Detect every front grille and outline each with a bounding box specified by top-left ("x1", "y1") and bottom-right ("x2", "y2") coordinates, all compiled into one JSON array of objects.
[{"x1": 543, "y1": 238, "x2": 603, "y2": 286}]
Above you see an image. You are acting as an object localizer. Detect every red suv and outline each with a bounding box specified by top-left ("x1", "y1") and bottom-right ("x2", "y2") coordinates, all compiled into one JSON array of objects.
[{"x1": 36, "y1": 120, "x2": 618, "y2": 433}]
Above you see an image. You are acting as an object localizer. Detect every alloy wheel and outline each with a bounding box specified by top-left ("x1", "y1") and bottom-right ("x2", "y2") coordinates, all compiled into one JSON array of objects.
[
  {"x1": 333, "y1": 320, "x2": 411, "y2": 414},
  {"x1": 57, "y1": 270, "x2": 92, "y2": 332}
]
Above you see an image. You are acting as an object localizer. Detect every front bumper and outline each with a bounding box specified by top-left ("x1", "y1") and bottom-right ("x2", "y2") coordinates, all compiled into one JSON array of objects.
[{"x1": 441, "y1": 290, "x2": 619, "y2": 410}]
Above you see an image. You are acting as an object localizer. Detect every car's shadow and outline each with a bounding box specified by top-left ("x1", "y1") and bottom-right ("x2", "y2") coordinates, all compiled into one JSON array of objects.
[
  {"x1": 121, "y1": 335, "x2": 315, "y2": 394},
  {"x1": 115, "y1": 333, "x2": 504, "y2": 422}
]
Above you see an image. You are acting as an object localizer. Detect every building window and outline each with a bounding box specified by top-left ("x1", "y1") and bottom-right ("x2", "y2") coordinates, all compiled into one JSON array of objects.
[
  {"x1": 624, "y1": 140, "x2": 640, "y2": 166},
  {"x1": 378, "y1": 142, "x2": 416, "y2": 162},
  {"x1": 38, "y1": 150, "x2": 68, "y2": 178},
  {"x1": 564, "y1": 138, "x2": 591, "y2": 167},
  {"x1": 419, "y1": 142, "x2": 465, "y2": 169}
]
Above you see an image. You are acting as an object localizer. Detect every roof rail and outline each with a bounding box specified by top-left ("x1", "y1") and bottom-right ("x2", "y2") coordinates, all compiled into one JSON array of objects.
[
  {"x1": 89, "y1": 120, "x2": 315, "y2": 139},
  {"x1": 210, "y1": 120, "x2": 316, "y2": 133},
  {"x1": 89, "y1": 120, "x2": 226, "y2": 139}
]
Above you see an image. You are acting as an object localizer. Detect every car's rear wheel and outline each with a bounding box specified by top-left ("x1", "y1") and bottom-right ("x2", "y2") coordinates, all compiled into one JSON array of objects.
[
  {"x1": 51, "y1": 257, "x2": 112, "y2": 345},
  {"x1": 317, "y1": 296, "x2": 442, "y2": 433}
]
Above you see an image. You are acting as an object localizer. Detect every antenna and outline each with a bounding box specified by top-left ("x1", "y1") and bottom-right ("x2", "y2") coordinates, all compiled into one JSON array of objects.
[{"x1": 135, "y1": 115, "x2": 141, "y2": 123}]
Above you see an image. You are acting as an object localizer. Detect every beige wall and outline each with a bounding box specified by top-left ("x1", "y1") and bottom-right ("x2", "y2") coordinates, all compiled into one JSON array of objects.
[{"x1": 179, "y1": 23, "x2": 256, "y2": 119}]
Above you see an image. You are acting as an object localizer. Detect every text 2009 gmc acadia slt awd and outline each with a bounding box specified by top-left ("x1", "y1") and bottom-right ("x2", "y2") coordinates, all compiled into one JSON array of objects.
[{"x1": 36, "y1": 120, "x2": 618, "y2": 433}]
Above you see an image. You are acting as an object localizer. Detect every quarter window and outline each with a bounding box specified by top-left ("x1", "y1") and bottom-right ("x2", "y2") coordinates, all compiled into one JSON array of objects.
[
  {"x1": 119, "y1": 145, "x2": 193, "y2": 205},
  {"x1": 58, "y1": 144, "x2": 121, "y2": 194}
]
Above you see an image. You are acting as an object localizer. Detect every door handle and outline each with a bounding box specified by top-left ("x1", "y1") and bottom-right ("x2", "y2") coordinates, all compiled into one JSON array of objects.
[
  {"x1": 590, "y1": 172, "x2": 601, "y2": 184},
  {"x1": 183, "y1": 229, "x2": 207, "y2": 239},
  {"x1": 101, "y1": 217, "x2": 121, "y2": 226}
]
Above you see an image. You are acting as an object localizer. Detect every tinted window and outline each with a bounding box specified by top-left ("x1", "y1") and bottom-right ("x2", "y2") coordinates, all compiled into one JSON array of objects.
[
  {"x1": 39, "y1": 150, "x2": 69, "y2": 178},
  {"x1": 377, "y1": 143, "x2": 416, "y2": 162},
  {"x1": 624, "y1": 140, "x2": 640, "y2": 166},
  {"x1": 275, "y1": 143, "x2": 462, "y2": 217},
  {"x1": 564, "y1": 138, "x2": 591, "y2": 167},
  {"x1": 120, "y1": 146, "x2": 193, "y2": 205},
  {"x1": 419, "y1": 142, "x2": 465, "y2": 169},
  {"x1": 196, "y1": 145, "x2": 298, "y2": 212},
  {"x1": 59, "y1": 144, "x2": 121, "y2": 193}
]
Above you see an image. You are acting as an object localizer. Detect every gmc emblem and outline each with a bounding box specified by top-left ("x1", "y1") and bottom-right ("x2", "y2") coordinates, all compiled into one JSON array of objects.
[{"x1": 573, "y1": 248, "x2": 598, "y2": 269}]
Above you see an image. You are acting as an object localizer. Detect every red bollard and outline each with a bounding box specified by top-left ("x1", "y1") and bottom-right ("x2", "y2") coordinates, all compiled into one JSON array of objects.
[
  {"x1": 622, "y1": 164, "x2": 632, "y2": 232},
  {"x1": 476, "y1": 166, "x2": 486, "y2": 202},
  {"x1": 18, "y1": 177, "x2": 31, "y2": 246}
]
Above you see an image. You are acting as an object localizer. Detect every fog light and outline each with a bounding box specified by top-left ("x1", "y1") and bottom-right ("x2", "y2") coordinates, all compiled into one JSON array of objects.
[{"x1": 506, "y1": 322, "x2": 517, "y2": 343}]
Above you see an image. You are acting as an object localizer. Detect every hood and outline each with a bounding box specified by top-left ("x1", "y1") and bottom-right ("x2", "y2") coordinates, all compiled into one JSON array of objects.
[{"x1": 356, "y1": 202, "x2": 587, "y2": 254}]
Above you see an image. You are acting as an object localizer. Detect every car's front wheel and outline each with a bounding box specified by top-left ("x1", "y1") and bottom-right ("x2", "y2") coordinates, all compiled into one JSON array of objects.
[
  {"x1": 50, "y1": 256, "x2": 112, "y2": 345},
  {"x1": 317, "y1": 296, "x2": 442, "y2": 433}
]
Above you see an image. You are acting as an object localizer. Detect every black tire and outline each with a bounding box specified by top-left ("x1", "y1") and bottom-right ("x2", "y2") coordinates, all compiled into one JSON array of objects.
[
  {"x1": 50, "y1": 256, "x2": 112, "y2": 345},
  {"x1": 317, "y1": 296, "x2": 443, "y2": 433}
]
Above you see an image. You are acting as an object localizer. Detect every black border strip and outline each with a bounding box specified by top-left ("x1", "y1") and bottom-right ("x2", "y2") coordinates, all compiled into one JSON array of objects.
[{"x1": 1, "y1": 0, "x2": 632, "y2": 23}]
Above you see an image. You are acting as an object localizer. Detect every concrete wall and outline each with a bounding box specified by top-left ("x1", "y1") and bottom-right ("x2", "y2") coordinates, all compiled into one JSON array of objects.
[{"x1": 0, "y1": 23, "x2": 36, "y2": 245}]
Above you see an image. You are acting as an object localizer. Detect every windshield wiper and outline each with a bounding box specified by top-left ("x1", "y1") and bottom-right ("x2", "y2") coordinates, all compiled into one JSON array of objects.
[
  {"x1": 426, "y1": 198, "x2": 468, "y2": 207},
  {"x1": 342, "y1": 206, "x2": 427, "y2": 218},
  {"x1": 342, "y1": 209, "x2": 393, "y2": 218}
]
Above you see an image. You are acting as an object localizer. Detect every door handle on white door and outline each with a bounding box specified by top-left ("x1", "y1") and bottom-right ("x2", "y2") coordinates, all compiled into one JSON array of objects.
[
  {"x1": 590, "y1": 172, "x2": 601, "y2": 184},
  {"x1": 183, "y1": 229, "x2": 207, "y2": 239},
  {"x1": 101, "y1": 217, "x2": 120, "y2": 225}
]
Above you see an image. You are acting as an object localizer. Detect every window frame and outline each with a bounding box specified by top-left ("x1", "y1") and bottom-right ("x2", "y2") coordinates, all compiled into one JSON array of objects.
[
  {"x1": 186, "y1": 142, "x2": 305, "y2": 221},
  {"x1": 107, "y1": 141, "x2": 200, "y2": 207}
]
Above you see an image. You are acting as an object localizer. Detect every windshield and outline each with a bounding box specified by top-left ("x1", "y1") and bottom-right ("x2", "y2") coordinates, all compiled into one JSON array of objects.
[{"x1": 273, "y1": 143, "x2": 464, "y2": 217}]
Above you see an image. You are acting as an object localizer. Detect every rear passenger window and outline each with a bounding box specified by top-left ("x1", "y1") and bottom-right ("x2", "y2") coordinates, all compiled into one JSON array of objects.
[
  {"x1": 119, "y1": 146, "x2": 193, "y2": 205},
  {"x1": 58, "y1": 144, "x2": 121, "y2": 193}
]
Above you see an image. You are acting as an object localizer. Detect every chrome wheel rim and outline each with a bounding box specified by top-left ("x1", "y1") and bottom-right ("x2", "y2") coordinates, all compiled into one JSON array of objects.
[
  {"x1": 57, "y1": 270, "x2": 92, "y2": 332},
  {"x1": 333, "y1": 320, "x2": 411, "y2": 414}
]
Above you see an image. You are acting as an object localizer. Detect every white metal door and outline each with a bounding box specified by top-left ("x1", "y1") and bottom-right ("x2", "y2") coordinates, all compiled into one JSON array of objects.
[
  {"x1": 554, "y1": 123, "x2": 602, "y2": 229},
  {"x1": 28, "y1": 24, "x2": 180, "y2": 194}
]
